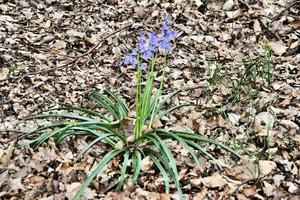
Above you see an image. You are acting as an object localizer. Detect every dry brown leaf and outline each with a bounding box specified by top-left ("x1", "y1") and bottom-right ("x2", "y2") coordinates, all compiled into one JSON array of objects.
[
  {"x1": 200, "y1": 173, "x2": 227, "y2": 188},
  {"x1": 243, "y1": 186, "x2": 256, "y2": 197},
  {"x1": 259, "y1": 160, "x2": 277, "y2": 176},
  {"x1": 263, "y1": 181, "x2": 275, "y2": 197},
  {"x1": 25, "y1": 175, "x2": 45, "y2": 187},
  {"x1": 269, "y1": 42, "x2": 288, "y2": 56},
  {"x1": 223, "y1": 0, "x2": 234, "y2": 11},
  {"x1": 0, "y1": 67, "x2": 9, "y2": 80},
  {"x1": 253, "y1": 20, "x2": 262, "y2": 35},
  {"x1": 193, "y1": 187, "x2": 208, "y2": 200},
  {"x1": 141, "y1": 156, "x2": 153, "y2": 172}
]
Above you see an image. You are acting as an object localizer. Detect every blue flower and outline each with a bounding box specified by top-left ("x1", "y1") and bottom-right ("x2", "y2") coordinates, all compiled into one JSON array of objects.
[
  {"x1": 139, "y1": 31, "x2": 159, "y2": 61},
  {"x1": 159, "y1": 17, "x2": 176, "y2": 52},
  {"x1": 124, "y1": 48, "x2": 137, "y2": 67},
  {"x1": 148, "y1": 32, "x2": 159, "y2": 51},
  {"x1": 123, "y1": 16, "x2": 176, "y2": 68}
]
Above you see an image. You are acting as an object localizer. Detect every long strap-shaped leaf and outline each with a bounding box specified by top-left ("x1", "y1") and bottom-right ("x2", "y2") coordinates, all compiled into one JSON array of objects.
[
  {"x1": 173, "y1": 131, "x2": 241, "y2": 159},
  {"x1": 76, "y1": 133, "x2": 116, "y2": 161},
  {"x1": 69, "y1": 126, "x2": 122, "y2": 145},
  {"x1": 49, "y1": 106, "x2": 112, "y2": 122},
  {"x1": 144, "y1": 148, "x2": 183, "y2": 199},
  {"x1": 132, "y1": 149, "x2": 142, "y2": 181},
  {"x1": 25, "y1": 113, "x2": 96, "y2": 122},
  {"x1": 186, "y1": 140, "x2": 222, "y2": 170},
  {"x1": 72, "y1": 149, "x2": 125, "y2": 200},
  {"x1": 19, "y1": 126, "x2": 71, "y2": 147},
  {"x1": 156, "y1": 131, "x2": 200, "y2": 167},
  {"x1": 20, "y1": 122, "x2": 67, "y2": 139},
  {"x1": 146, "y1": 150, "x2": 170, "y2": 193},
  {"x1": 143, "y1": 133, "x2": 179, "y2": 188},
  {"x1": 156, "y1": 89, "x2": 182, "y2": 113},
  {"x1": 157, "y1": 104, "x2": 191, "y2": 120},
  {"x1": 116, "y1": 151, "x2": 130, "y2": 191},
  {"x1": 90, "y1": 91, "x2": 120, "y2": 120},
  {"x1": 104, "y1": 90, "x2": 129, "y2": 119}
]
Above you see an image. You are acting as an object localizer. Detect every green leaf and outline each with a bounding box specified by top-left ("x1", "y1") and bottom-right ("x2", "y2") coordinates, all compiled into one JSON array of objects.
[
  {"x1": 173, "y1": 131, "x2": 241, "y2": 159},
  {"x1": 55, "y1": 130, "x2": 95, "y2": 144},
  {"x1": 20, "y1": 122, "x2": 67, "y2": 139},
  {"x1": 145, "y1": 133, "x2": 178, "y2": 183},
  {"x1": 186, "y1": 140, "x2": 222, "y2": 170},
  {"x1": 157, "y1": 103, "x2": 191, "y2": 120},
  {"x1": 132, "y1": 149, "x2": 142, "y2": 181},
  {"x1": 90, "y1": 91, "x2": 120, "y2": 120},
  {"x1": 148, "y1": 152, "x2": 170, "y2": 193},
  {"x1": 76, "y1": 133, "x2": 115, "y2": 161},
  {"x1": 157, "y1": 131, "x2": 200, "y2": 167},
  {"x1": 25, "y1": 113, "x2": 96, "y2": 122},
  {"x1": 104, "y1": 90, "x2": 129, "y2": 119},
  {"x1": 19, "y1": 126, "x2": 70, "y2": 148},
  {"x1": 144, "y1": 148, "x2": 182, "y2": 199},
  {"x1": 116, "y1": 151, "x2": 130, "y2": 191},
  {"x1": 50, "y1": 106, "x2": 111, "y2": 122},
  {"x1": 70, "y1": 125, "x2": 124, "y2": 144},
  {"x1": 72, "y1": 149, "x2": 125, "y2": 200},
  {"x1": 156, "y1": 89, "x2": 182, "y2": 113}
]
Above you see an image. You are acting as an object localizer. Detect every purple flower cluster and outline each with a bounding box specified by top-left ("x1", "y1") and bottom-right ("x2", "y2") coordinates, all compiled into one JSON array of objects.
[{"x1": 124, "y1": 17, "x2": 176, "y2": 69}]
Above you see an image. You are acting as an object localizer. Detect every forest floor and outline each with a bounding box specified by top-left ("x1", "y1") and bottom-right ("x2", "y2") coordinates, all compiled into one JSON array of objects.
[{"x1": 0, "y1": 0, "x2": 299, "y2": 199}]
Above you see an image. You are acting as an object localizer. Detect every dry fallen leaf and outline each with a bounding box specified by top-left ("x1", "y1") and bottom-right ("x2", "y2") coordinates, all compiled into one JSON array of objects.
[
  {"x1": 258, "y1": 160, "x2": 277, "y2": 176},
  {"x1": 141, "y1": 156, "x2": 153, "y2": 172},
  {"x1": 200, "y1": 173, "x2": 227, "y2": 188},
  {"x1": 243, "y1": 186, "x2": 256, "y2": 197},
  {"x1": 0, "y1": 67, "x2": 9, "y2": 80},
  {"x1": 269, "y1": 42, "x2": 288, "y2": 56}
]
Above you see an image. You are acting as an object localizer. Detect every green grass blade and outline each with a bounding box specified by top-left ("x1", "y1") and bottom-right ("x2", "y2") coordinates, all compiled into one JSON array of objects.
[
  {"x1": 76, "y1": 133, "x2": 115, "y2": 161},
  {"x1": 90, "y1": 91, "x2": 120, "y2": 120},
  {"x1": 20, "y1": 122, "x2": 67, "y2": 138},
  {"x1": 174, "y1": 131, "x2": 241, "y2": 159},
  {"x1": 104, "y1": 90, "x2": 129, "y2": 119},
  {"x1": 157, "y1": 131, "x2": 200, "y2": 167},
  {"x1": 72, "y1": 149, "x2": 125, "y2": 200},
  {"x1": 148, "y1": 153, "x2": 170, "y2": 193},
  {"x1": 19, "y1": 126, "x2": 70, "y2": 147},
  {"x1": 132, "y1": 150, "x2": 142, "y2": 181},
  {"x1": 25, "y1": 113, "x2": 96, "y2": 122},
  {"x1": 186, "y1": 140, "x2": 222, "y2": 170},
  {"x1": 116, "y1": 150, "x2": 130, "y2": 191},
  {"x1": 50, "y1": 106, "x2": 112, "y2": 122},
  {"x1": 157, "y1": 104, "x2": 191, "y2": 120}
]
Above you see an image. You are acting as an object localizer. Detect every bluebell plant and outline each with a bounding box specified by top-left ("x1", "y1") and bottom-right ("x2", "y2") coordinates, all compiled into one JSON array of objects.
[{"x1": 20, "y1": 17, "x2": 240, "y2": 200}]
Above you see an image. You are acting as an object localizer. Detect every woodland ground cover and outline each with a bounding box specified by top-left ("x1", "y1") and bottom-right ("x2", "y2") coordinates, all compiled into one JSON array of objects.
[{"x1": 0, "y1": 0, "x2": 299, "y2": 199}]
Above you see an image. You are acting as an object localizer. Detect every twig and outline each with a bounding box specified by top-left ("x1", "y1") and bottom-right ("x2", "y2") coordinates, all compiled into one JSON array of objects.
[
  {"x1": 0, "y1": 129, "x2": 26, "y2": 134},
  {"x1": 229, "y1": 171, "x2": 280, "y2": 197},
  {"x1": 0, "y1": 95, "x2": 8, "y2": 133},
  {"x1": 15, "y1": 23, "x2": 133, "y2": 82},
  {"x1": 271, "y1": 1, "x2": 300, "y2": 23}
]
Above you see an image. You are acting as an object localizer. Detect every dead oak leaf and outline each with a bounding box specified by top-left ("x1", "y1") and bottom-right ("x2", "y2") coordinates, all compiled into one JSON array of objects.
[
  {"x1": 24, "y1": 175, "x2": 45, "y2": 187},
  {"x1": 0, "y1": 67, "x2": 9, "y2": 80},
  {"x1": 269, "y1": 41, "x2": 288, "y2": 56},
  {"x1": 200, "y1": 173, "x2": 227, "y2": 188},
  {"x1": 259, "y1": 160, "x2": 277, "y2": 176}
]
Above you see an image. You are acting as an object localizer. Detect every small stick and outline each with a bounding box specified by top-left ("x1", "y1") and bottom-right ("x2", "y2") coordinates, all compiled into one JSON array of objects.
[
  {"x1": 271, "y1": 1, "x2": 300, "y2": 22},
  {"x1": 16, "y1": 23, "x2": 133, "y2": 82}
]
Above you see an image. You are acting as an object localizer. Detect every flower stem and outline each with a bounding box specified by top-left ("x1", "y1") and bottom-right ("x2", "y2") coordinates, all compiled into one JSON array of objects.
[{"x1": 149, "y1": 52, "x2": 168, "y2": 128}]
